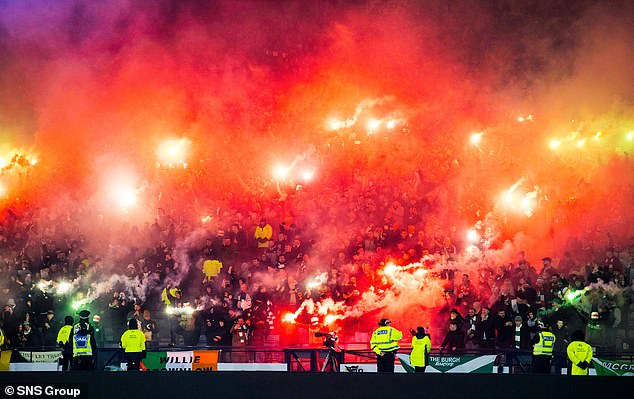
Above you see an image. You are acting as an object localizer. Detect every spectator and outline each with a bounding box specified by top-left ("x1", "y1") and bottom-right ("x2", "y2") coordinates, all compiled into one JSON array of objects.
[
  {"x1": 41, "y1": 310, "x2": 60, "y2": 347},
  {"x1": 231, "y1": 316, "x2": 250, "y2": 362},
  {"x1": 552, "y1": 319, "x2": 570, "y2": 353},
  {"x1": 254, "y1": 220, "x2": 273, "y2": 252},
  {"x1": 441, "y1": 322, "x2": 465, "y2": 354},
  {"x1": 586, "y1": 312, "x2": 605, "y2": 350},
  {"x1": 513, "y1": 316, "x2": 532, "y2": 350},
  {"x1": 475, "y1": 307, "x2": 495, "y2": 349},
  {"x1": 494, "y1": 309, "x2": 514, "y2": 349},
  {"x1": 463, "y1": 308, "x2": 478, "y2": 349},
  {"x1": 141, "y1": 310, "x2": 159, "y2": 342}
]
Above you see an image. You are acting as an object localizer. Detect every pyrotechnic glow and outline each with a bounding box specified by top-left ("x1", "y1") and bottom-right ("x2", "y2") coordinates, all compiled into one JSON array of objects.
[
  {"x1": 594, "y1": 131, "x2": 602, "y2": 141},
  {"x1": 565, "y1": 289, "x2": 583, "y2": 303},
  {"x1": 327, "y1": 119, "x2": 345, "y2": 131},
  {"x1": 201, "y1": 215, "x2": 212, "y2": 224},
  {"x1": 118, "y1": 187, "x2": 138, "y2": 210},
  {"x1": 282, "y1": 312, "x2": 297, "y2": 324},
  {"x1": 501, "y1": 179, "x2": 523, "y2": 206},
  {"x1": 157, "y1": 138, "x2": 191, "y2": 167},
  {"x1": 499, "y1": 179, "x2": 539, "y2": 217},
  {"x1": 72, "y1": 299, "x2": 89, "y2": 310},
  {"x1": 306, "y1": 272, "x2": 327, "y2": 289},
  {"x1": 414, "y1": 269, "x2": 426, "y2": 278},
  {"x1": 324, "y1": 314, "x2": 340, "y2": 325},
  {"x1": 627, "y1": 131, "x2": 634, "y2": 141},
  {"x1": 301, "y1": 169, "x2": 315, "y2": 182},
  {"x1": 37, "y1": 281, "x2": 50, "y2": 291},
  {"x1": 549, "y1": 139, "x2": 561, "y2": 150},
  {"x1": 386, "y1": 120, "x2": 397, "y2": 129},
  {"x1": 367, "y1": 118, "x2": 381, "y2": 131},
  {"x1": 0, "y1": 182, "x2": 6, "y2": 197},
  {"x1": 0, "y1": 151, "x2": 38, "y2": 174},
  {"x1": 469, "y1": 132, "x2": 483, "y2": 146},
  {"x1": 57, "y1": 281, "x2": 72, "y2": 295},
  {"x1": 273, "y1": 165, "x2": 289, "y2": 180},
  {"x1": 466, "y1": 229, "x2": 479, "y2": 242},
  {"x1": 517, "y1": 114, "x2": 533, "y2": 123},
  {"x1": 577, "y1": 138, "x2": 586, "y2": 148},
  {"x1": 165, "y1": 305, "x2": 194, "y2": 315},
  {"x1": 466, "y1": 245, "x2": 480, "y2": 254},
  {"x1": 383, "y1": 263, "x2": 398, "y2": 277},
  {"x1": 182, "y1": 306, "x2": 195, "y2": 315}
]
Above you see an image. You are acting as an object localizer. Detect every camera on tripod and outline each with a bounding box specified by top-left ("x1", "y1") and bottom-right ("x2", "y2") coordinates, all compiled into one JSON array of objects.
[{"x1": 314, "y1": 331, "x2": 338, "y2": 349}]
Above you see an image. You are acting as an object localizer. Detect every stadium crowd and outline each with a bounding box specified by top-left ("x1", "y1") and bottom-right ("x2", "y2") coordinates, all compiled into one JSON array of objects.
[{"x1": 1, "y1": 171, "x2": 633, "y2": 357}]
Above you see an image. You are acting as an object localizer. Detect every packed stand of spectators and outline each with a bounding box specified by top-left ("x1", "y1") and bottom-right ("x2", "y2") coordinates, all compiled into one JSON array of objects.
[
  {"x1": 437, "y1": 248, "x2": 634, "y2": 355},
  {"x1": 1, "y1": 176, "x2": 633, "y2": 359}
]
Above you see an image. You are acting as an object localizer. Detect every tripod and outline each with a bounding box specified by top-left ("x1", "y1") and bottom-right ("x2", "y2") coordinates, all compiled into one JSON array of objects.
[{"x1": 321, "y1": 348, "x2": 340, "y2": 372}]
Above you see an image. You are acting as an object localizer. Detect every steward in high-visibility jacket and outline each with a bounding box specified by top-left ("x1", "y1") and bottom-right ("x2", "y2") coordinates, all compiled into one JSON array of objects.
[
  {"x1": 410, "y1": 327, "x2": 432, "y2": 373},
  {"x1": 370, "y1": 318, "x2": 403, "y2": 373},
  {"x1": 531, "y1": 322, "x2": 556, "y2": 374},
  {"x1": 0, "y1": 327, "x2": 5, "y2": 348},
  {"x1": 567, "y1": 330, "x2": 593, "y2": 376},
  {"x1": 71, "y1": 311, "x2": 97, "y2": 371},
  {"x1": 56, "y1": 316, "x2": 74, "y2": 371},
  {"x1": 121, "y1": 318, "x2": 147, "y2": 371}
]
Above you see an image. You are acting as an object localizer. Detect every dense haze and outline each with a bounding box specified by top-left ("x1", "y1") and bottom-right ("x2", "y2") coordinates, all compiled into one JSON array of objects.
[{"x1": 1, "y1": 0, "x2": 633, "y2": 335}]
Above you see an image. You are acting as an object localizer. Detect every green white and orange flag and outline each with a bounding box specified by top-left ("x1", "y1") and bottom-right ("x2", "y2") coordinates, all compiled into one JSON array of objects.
[{"x1": 141, "y1": 350, "x2": 219, "y2": 371}]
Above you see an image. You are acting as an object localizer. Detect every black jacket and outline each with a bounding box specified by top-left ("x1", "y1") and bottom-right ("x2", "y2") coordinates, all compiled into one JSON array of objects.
[{"x1": 441, "y1": 329, "x2": 465, "y2": 351}]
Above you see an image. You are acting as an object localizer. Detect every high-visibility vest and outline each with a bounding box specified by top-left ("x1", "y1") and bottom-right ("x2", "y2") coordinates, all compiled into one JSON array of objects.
[
  {"x1": 370, "y1": 326, "x2": 403, "y2": 354},
  {"x1": 120, "y1": 330, "x2": 146, "y2": 353},
  {"x1": 57, "y1": 325, "x2": 73, "y2": 346},
  {"x1": 72, "y1": 332, "x2": 93, "y2": 357},
  {"x1": 0, "y1": 328, "x2": 4, "y2": 347},
  {"x1": 410, "y1": 335, "x2": 431, "y2": 367},
  {"x1": 533, "y1": 331, "x2": 555, "y2": 355},
  {"x1": 567, "y1": 341, "x2": 593, "y2": 376}
]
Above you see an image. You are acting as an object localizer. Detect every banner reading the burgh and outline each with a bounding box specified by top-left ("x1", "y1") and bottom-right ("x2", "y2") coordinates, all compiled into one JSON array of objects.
[{"x1": 396, "y1": 354, "x2": 497, "y2": 373}]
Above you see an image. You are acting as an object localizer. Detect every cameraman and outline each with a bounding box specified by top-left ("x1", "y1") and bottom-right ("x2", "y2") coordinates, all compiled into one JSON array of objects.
[{"x1": 370, "y1": 318, "x2": 402, "y2": 372}]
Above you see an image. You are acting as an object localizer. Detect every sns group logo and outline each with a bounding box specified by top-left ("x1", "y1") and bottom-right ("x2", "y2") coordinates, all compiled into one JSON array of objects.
[{"x1": 4, "y1": 385, "x2": 81, "y2": 398}]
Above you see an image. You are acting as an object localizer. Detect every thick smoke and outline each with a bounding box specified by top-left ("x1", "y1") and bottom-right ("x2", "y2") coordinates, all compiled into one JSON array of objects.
[{"x1": 0, "y1": 1, "x2": 633, "y2": 332}]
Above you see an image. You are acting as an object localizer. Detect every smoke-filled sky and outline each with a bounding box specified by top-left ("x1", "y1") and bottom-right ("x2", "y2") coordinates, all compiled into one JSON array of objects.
[
  {"x1": 1, "y1": 0, "x2": 634, "y2": 337},
  {"x1": 0, "y1": 0, "x2": 633, "y2": 258}
]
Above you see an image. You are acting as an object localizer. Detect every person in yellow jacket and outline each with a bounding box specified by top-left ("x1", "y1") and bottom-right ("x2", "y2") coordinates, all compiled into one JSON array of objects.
[
  {"x1": 254, "y1": 219, "x2": 273, "y2": 250},
  {"x1": 567, "y1": 330, "x2": 593, "y2": 376},
  {"x1": 531, "y1": 321, "x2": 556, "y2": 374},
  {"x1": 410, "y1": 326, "x2": 431, "y2": 373},
  {"x1": 370, "y1": 318, "x2": 403, "y2": 372},
  {"x1": 56, "y1": 316, "x2": 74, "y2": 371},
  {"x1": 162, "y1": 287, "x2": 184, "y2": 346},
  {"x1": 121, "y1": 318, "x2": 147, "y2": 371},
  {"x1": 71, "y1": 316, "x2": 97, "y2": 371},
  {"x1": 0, "y1": 327, "x2": 5, "y2": 348}
]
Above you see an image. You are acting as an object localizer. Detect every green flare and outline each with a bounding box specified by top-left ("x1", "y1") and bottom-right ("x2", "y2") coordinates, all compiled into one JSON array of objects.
[{"x1": 565, "y1": 289, "x2": 582, "y2": 303}]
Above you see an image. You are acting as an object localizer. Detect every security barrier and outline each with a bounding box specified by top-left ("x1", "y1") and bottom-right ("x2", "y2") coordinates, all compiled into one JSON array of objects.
[{"x1": 6, "y1": 346, "x2": 634, "y2": 374}]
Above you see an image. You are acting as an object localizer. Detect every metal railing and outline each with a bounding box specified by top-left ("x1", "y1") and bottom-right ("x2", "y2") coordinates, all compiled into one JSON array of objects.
[{"x1": 10, "y1": 345, "x2": 634, "y2": 373}]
